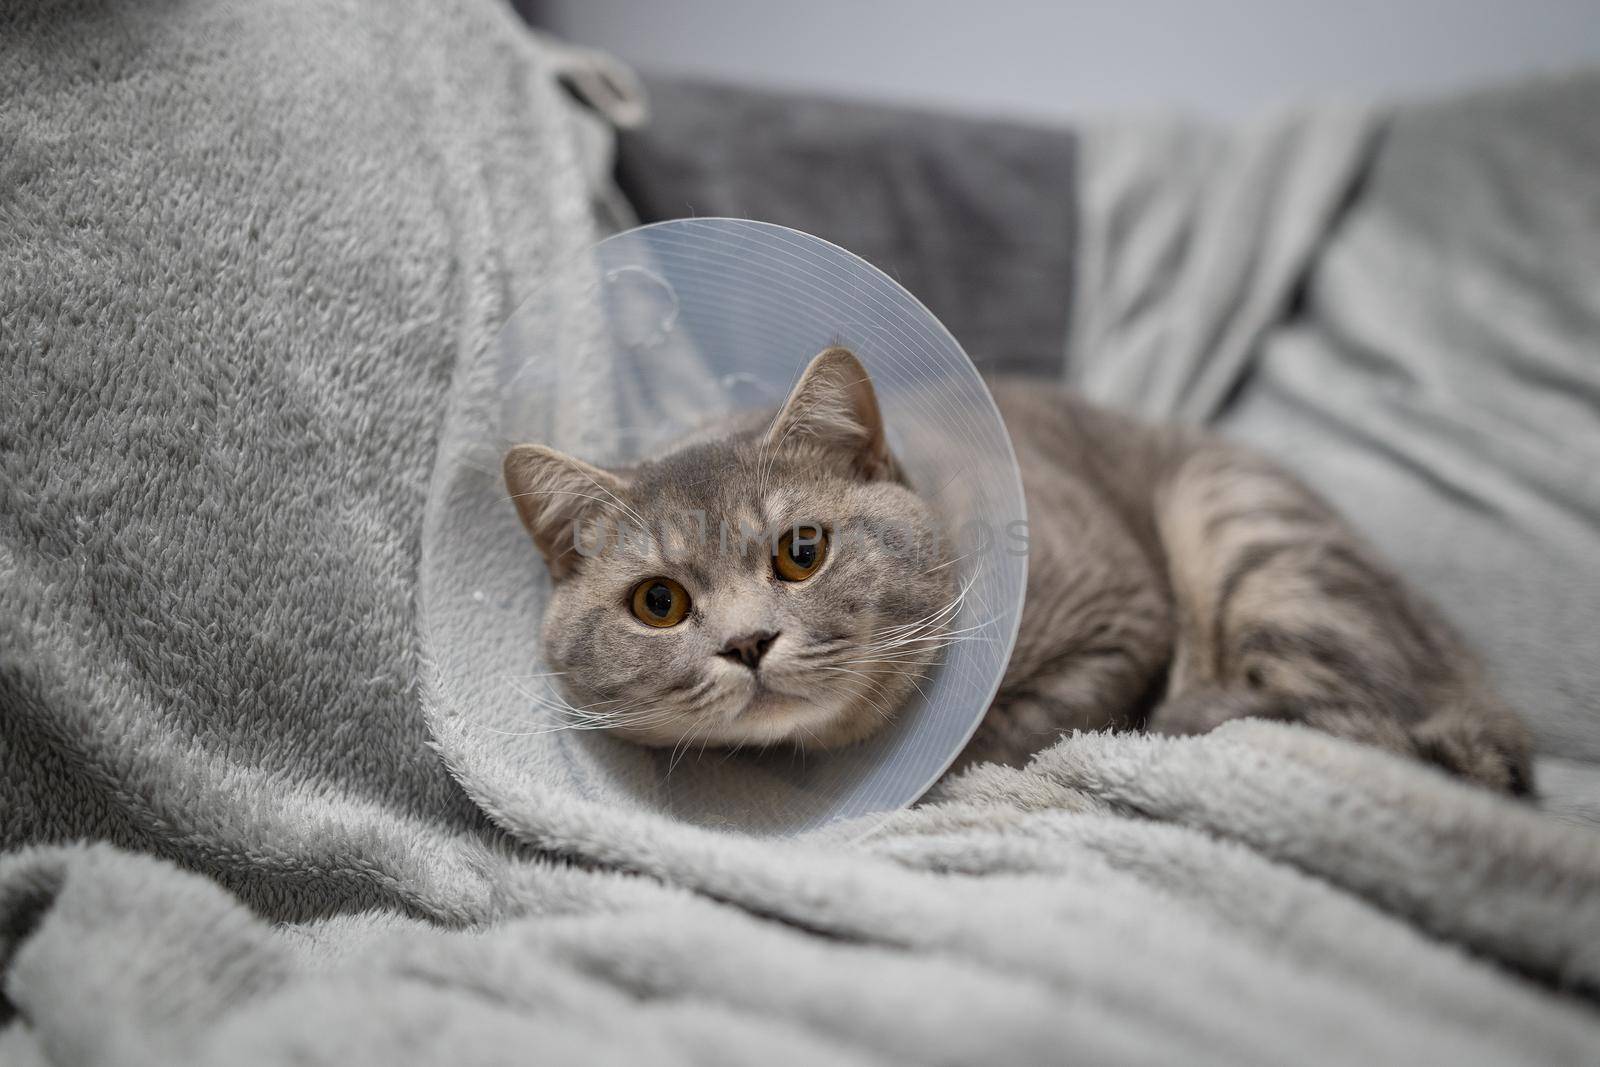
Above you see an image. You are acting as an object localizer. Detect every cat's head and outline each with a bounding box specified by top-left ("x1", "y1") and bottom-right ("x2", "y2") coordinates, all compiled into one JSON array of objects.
[{"x1": 503, "y1": 347, "x2": 957, "y2": 750}]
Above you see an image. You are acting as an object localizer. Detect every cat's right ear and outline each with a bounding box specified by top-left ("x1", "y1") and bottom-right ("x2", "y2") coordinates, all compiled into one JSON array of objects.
[
  {"x1": 502, "y1": 444, "x2": 629, "y2": 580},
  {"x1": 765, "y1": 346, "x2": 898, "y2": 480}
]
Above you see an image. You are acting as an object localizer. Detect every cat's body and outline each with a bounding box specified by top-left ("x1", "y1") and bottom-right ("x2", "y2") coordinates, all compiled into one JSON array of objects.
[
  {"x1": 975, "y1": 381, "x2": 1533, "y2": 794},
  {"x1": 505, "y1": 349, "x2": 1533, "y2": 795}
]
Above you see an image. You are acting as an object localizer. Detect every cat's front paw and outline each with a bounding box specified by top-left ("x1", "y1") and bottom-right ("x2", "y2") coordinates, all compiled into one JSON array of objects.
[
  {"x1": 1410, "y1": 715, "x2": 1535, "y2": 798},
  {"x1": 1144, "y1": 687, "x2": 1297, "y2": 737}
]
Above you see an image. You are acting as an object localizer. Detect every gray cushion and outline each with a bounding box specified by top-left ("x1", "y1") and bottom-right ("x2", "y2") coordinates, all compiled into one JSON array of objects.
[{"x1": 618, "y1": 77, "x2": 1077, "y2": 378}]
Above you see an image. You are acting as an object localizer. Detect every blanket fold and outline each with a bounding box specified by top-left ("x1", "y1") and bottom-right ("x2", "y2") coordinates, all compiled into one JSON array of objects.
[{"x1": 6, "y1": 720, "x2": 1600, "y2": 1065}]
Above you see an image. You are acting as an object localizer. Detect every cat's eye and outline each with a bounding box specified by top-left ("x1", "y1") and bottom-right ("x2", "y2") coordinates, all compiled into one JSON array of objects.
[
  {"x1": 630, "y1": 577, "x2": 691, "y2": 627},
  {"x1": 774, "y1": 526, "x2": 828, "y2": 582}
]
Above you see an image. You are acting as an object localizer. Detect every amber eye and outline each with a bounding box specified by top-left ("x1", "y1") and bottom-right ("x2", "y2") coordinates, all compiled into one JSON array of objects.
[
  {"x1": 774, "y1": 525, "x2": 828, "y2": 582},
  {"x1": 630, "y1": 577, "x2": 691, "y2": 627}
]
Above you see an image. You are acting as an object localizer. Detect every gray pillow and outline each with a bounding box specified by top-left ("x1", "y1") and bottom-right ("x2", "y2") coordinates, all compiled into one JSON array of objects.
[{"x1": 617, "y1": 77, "x2": 1078, "y2": 378}]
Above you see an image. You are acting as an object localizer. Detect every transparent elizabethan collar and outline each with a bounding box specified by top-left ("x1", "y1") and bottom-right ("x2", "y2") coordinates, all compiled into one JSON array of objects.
[{"x1": 437, "y1": 219, "x2": 1027, "y2": 836}]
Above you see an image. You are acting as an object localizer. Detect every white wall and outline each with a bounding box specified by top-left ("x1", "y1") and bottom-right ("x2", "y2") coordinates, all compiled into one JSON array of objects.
[{"x1": 535, "y1": 0, "x2": 1600, "y2": 123}]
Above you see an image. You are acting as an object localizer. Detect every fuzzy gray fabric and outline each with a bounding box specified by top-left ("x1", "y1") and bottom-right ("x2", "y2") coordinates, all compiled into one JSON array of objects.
[
  {"x1": 5, "y1": 725, "x2": 1600, "y2": 1065},
  {"x1": 0, "y1": 0, "x2": 608, "y2": 922},
  {"x1": 4, "y1": 4, "x2": 1600, "y2": 1063}
]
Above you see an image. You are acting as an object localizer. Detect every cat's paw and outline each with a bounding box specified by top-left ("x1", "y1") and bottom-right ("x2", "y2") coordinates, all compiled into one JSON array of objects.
[
  {"x1": 1410, "y1": 715, "x2": 1535, "y2": 798},
  {"x1": 1146, "y1": 689, "x2": 1535, "y2": 798},
  {"x1": 1144, "y1": 688, "x2": 1297, "y2": 737}
]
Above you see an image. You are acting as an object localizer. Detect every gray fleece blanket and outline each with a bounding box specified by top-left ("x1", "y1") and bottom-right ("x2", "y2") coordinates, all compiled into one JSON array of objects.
[{"x1": 2, "y1": 3, "x2": 1599, "y2": 1064}]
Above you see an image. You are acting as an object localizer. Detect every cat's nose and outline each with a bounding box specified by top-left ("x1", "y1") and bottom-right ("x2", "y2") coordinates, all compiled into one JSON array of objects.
[{"x1": 719, "y1": 630, "x2": 779, "y2": 670}]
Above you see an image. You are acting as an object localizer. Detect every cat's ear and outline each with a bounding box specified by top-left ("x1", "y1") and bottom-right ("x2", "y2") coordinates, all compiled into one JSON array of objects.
[
  {"x1": 765, "y1": 347, "x2": 897, "y2": 480},
  {"x1": 503, "y1": 444, "x2": 629, "y2": 580}
]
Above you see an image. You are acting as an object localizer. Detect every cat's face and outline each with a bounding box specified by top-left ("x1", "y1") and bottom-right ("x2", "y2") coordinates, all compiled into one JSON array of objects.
[{"x1": 504, "y1": 348, "x2": 957, "y2": 751}]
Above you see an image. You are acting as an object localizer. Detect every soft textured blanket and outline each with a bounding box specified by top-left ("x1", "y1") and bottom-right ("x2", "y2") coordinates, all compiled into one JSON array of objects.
[{"x1": 3, "y1": 2, "x2": 1599, "y2": 1063}]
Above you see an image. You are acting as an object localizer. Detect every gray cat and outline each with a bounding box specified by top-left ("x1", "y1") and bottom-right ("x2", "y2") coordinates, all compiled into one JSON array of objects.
[{"x1": 504, "y1": 347, "x2": 1533, "y2": 794}]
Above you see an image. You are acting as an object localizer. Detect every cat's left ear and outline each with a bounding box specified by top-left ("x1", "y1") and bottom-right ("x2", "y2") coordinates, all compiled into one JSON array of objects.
[
  {"x1": 765, "y1": 347, "x2": 898, "y2": 480},
  {"x1": 503, "y1": 444, "x2": 630, "y2": 580}
]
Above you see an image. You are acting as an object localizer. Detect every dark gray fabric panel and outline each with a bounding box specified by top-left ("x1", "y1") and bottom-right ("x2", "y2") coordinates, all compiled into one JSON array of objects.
[{"x1": 617, "y1": 77, "x2": 1077, "y2": 377}]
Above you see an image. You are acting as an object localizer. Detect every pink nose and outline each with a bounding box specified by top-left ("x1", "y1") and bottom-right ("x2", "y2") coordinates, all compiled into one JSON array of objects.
[{"x1": 719, "y1": 630, "x2": 779, "y2": 670}]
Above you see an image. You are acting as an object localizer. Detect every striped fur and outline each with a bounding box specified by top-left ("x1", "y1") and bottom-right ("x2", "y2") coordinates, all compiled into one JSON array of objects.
[{"x1": 967, "y1": 381, "x2": 1533, "y2": 796}]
